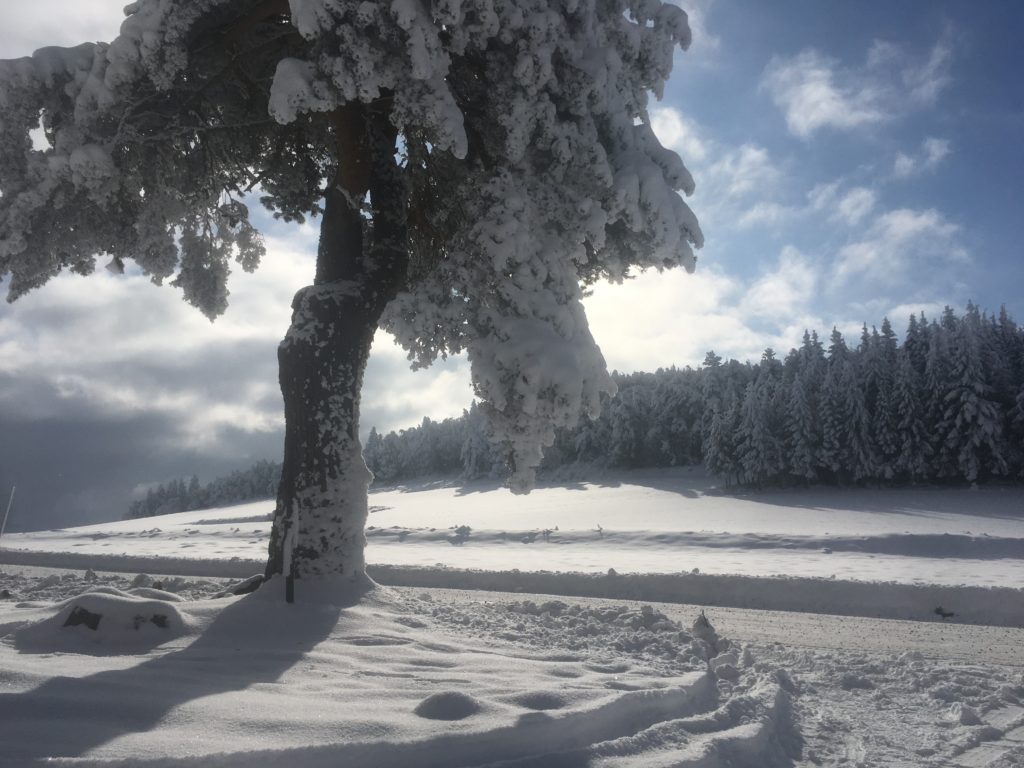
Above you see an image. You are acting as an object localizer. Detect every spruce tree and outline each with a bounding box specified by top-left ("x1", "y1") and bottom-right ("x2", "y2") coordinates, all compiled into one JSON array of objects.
[
  {"x1": 818, "y1": 329, "x2": 850, "y2": 481},
  {"x1": 785, "y1": 372, "x2": 817, "y2": 483},
  {"x1": 943, "y1": 304, "x2": 1007, "y2": 482},
  {"x1": 924, "y1": 319, "x2": 956, "y2": 478},
  {"x1": 891, "y1": 348, "x2": 929, "y2": 482},
  {"x1": 736, "y1": 369, "x2": 781, "y2": 487}
]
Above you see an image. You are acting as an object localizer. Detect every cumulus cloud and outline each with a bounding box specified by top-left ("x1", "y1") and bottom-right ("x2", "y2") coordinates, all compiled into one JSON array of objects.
[
  {"x1": 651, "y1": 108, "x2": 783, "y2": 203},
  {"x1": 737, "y1": 202, "x2": 795, "y2": 229},
  {"x1": 670, "y1": 0, "x2": 721, "y2": 61},
  {"x1": 761, "y1": 32, "x2": 955, "y2": 139},
  {"x1": 805, "y1": 182, "x2": 877, "y2": 227},
  {"x1": 742, "y1": 246, "x2": 816, "y2": 319},
  {"x1": 0, "y1": 2, "x2": 127, "y2": 57},
  {"x1": 584, "y1": 267, "x2": 742, "y2": 373},
  {"x1": 706, "y1": 144, "x2": 781, "y2": 199},
  {"x1": 585, "y1": 247, "x2": 824, "y2": 371},
  {"x1": 869, "y1": 29, "x2": 954, "y2": 105},
  {"x1": 807, "y1": 181, "x2": 840, "y2": 212},
  {"x1": 893, "y1": 137, "x2": 952, "y2": 178},
  {"x1": 834, "y1": 208, "x2": 968, "y2": 286},
  {"x1": 761, "y1": 50, "x2": 886, "y2": 139},
  {"x1": 833, "y1": 187, "x2": 876, "y2": 226},
  {"x1": 651, "y1": 107, "x2": 786, "y2": 234},
  {"x1": 650, "y1": 108, "x2": 709, "y2": 165},
  {"x1": 0, "y1": 227, "x2": 475, "y2": 529}
]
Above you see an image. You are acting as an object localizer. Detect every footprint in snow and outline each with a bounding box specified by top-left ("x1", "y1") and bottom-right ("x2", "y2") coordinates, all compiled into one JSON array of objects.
[
  {"x1": 345, "y1": 635, "x2": 412, "y2": 647},
  {"x1": 510, "y1": 691, "x2": 566, "y2": 711},
  {"x1": 414, "y1": 691, "x2": 481, "y2": 720},
  {"x1": 405, "y1": 658, "x2": 458, "y2": 669},
  {"x1": 546, "y1": 667, "x2": 582, "y2": 679}
]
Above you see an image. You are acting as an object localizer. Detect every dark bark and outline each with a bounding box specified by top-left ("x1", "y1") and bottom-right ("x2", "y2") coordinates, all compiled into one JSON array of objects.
[{"x1": 264, "y1": 103, "x2": 407, "y2": 593}]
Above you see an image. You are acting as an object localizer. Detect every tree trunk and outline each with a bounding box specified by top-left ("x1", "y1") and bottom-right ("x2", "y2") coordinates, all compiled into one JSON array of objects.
[{"x1": 264, "y1": 103, "x2": 406, "y2": 597}]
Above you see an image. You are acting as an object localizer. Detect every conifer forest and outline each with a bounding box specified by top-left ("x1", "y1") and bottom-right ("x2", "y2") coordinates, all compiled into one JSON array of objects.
[
  {"x1": 366, "y1": 304, "x2": 1024, "y2": 488},
  {"x1": 133, "y1": 302, "x2": 1024, "y2": 518}
]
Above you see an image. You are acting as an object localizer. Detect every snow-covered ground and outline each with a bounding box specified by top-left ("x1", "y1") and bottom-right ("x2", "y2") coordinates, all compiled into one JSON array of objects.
[
  {"x1": 1, "y1": 469, "x2": 1023, "y2": 766},
  {"x1": 3, "y1": 468, "x2": 1022, "y2": 625}
]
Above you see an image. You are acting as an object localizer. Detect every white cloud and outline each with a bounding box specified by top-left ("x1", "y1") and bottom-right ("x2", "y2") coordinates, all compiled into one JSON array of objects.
[
  {"x1": 584, "y1": 267, "x2": 743, "y2": 371},
  {"x1": 650, "y1": 107, "x2": 709, "y2": 165},
  {"x1": 893, "y1": 137, "x2": 952, "y2": 178},
  {"x1": 362, "y1": 346, "x2": 472, "y2": 428},
  {"x1": 761, "y1": 50, "x2": 886, "y2": 139},
  {"x1": 650, "y1": 107, "x2": 786, "y2": 234},
  {"x1": 924, "y1": 138, "x2": 951, "y2": 166},
  {"x1": 704, "y1": 143, "x2": 781, "y2": 200},
  {"x1": 900, "y1": 31, "x2": 954, "y2": 104},
  {"x1": 761, "y1": 33, "x2": 955, "y2": 139},
  {"x1": 0, "y1": 231, "x2": 475, "y2": 448},
  {"x1": 584, "y1": 247, "x2": 829, "y2": 370},
  {"x1": 805, "y1": 181, "x2": 877, "y2": 227},
  {"x1": 834, "y1": 208, "x2": 967, "y2": 286},
  {"x1": 737, "y1": 202, "x2": 794, "y2": 229},
  {"x1": 807, "y1": 181, "x2": 841, "y2": 211},
  {"x1": 742, "y1": 246, "x2": 816, "y2": 319},
  {"x1": 0, "y1": 2, "x2": 127, "y2": 57},
  {"x1": 670, "y1": 0, "x2": 721, "y2": 61},
  {"x1": 893, "y1": 153, "x2": 916, "y2": 178},
  {"x1": 833, "y1": 187, "x2": 876, "y2": 226}
]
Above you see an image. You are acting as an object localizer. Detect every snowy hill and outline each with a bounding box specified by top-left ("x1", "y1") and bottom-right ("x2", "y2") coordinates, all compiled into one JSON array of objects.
[
  {"x1": 1, "y1": 468, "x2": 1024, "y2": 766},
  {"x1": 3, "y1": 467, "x2": 1023, "y2": 625}
]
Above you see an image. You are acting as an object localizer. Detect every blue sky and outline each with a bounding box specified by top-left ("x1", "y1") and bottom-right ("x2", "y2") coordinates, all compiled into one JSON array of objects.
[
  {"x1": 0, "y1": 1, "x2": 1022, "y2": 529},
  {"x1": 659, "y1": 1, "x2": 1024, "y2": 329}
]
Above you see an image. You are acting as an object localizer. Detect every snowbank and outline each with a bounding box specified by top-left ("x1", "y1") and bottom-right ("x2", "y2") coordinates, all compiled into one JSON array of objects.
[{"x1": 369, "y1": 565, "x2": 1024, "y2": 629}]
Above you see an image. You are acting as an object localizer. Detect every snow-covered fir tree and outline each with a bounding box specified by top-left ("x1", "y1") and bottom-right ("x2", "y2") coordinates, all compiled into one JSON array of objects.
[
  {"x1": 943, "y1": 303, "x2": 1007, "y2": 482},
  {"x1": 359, "y1": 304, "x2": 1024, "y2": 489},
  {"x1": 0, "y1": 0, "x2": 702, "y2": 592},
  {"x1": 891, "y1": 349, "x2": 930, "y2": 482},
  {"x1": 784, "y1": 372, "x2": 818, "y2": 483},
  {"x1": 736, "y1": 357, "x2": 782, "y2": 487}
]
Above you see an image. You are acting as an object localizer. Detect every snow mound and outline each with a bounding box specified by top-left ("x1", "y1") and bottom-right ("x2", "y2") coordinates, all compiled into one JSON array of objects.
[
  {"x1": 414, "y1": 691, "x2": 482, "y2": 720},
  {"x1": 13, "y1": 588, "x2": 188, "y2": 654}
]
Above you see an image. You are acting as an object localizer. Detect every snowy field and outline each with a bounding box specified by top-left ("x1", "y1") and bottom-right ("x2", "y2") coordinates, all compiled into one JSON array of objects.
[
  {"x1": 3, "y1": 468, "x2": 1023, "y2": 625},
  {"x1": 1, "y1": 469, "x2": 1024, "y2": 766}
]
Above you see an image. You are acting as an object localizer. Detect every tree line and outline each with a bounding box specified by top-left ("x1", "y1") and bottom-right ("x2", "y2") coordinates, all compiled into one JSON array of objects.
[
  {"x1": 130, "y1": 303, "x2": 1024, "y2": 517},
  {"x1": 126, "y1": 460, "x2": 281, "y2": 519},
  {"x1": 366, "y1": 303, "x2": 1024, "y2": 487}
]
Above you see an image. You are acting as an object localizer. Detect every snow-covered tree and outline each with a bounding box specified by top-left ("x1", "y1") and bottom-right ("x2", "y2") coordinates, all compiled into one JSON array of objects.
[
  {"x1": 842, "y1": 358, "x2": 877, "y2": 482},
  {"x1": 943, "y1": 304, "x2": 1007, "y2": 482},
  {"x1": 703, "y1": 387, "x2": 740, "y2": 484},
  {"x1": 784, "y1": 371, "x2": 817, "y2": 483},
  {"x1": 1010, "y1": 385, "x2": 1024, "y2": 478},
  {"x1": 736, "y1": 370, "x2": 781, "y2": 487},
  {"x1": 891, "y1": 348, "x2": 929, "y2": 481},
  {"x1": 818, "y1": 329, "x2": 850, "y2": 481},
  {"x1": 0, "y1": 0, "x2": 702, "y2": 595},
  {"x1": 924, "y1": 319, "x2": 957, "y2": 478}
]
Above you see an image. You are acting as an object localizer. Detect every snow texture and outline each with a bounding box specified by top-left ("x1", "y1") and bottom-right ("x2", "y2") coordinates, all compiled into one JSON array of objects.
[
  {"x1": 3, "y1": 467, "x2": 1023, "y2": 628},
  {"x1": 1, "y1": 563, "x2": 1022, "y2": 766},
  {"x1": 1, "y1": 470, "x2": 1023, "y2": 765}
]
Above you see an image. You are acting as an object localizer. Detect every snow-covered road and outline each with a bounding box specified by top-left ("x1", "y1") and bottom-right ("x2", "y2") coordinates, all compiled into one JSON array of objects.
[
  {"x1": 420, "y1": 587, "x2": 1024, "y2": 668},
  {"x1": 3, "y1": 567, "x2": 1023, "y2": 765}
]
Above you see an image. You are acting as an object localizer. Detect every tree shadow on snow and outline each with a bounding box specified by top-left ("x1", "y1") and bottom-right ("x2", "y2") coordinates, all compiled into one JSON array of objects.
[
  {"x1": 0, "y1": 587, "x2": 345, "y2": 761},
  {"x1": 582, "y1": 468, "x2": 1024, "y2": 521},
  {"x1": 711, "y1": 483, "x2": 1024, "y2": 522}
]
